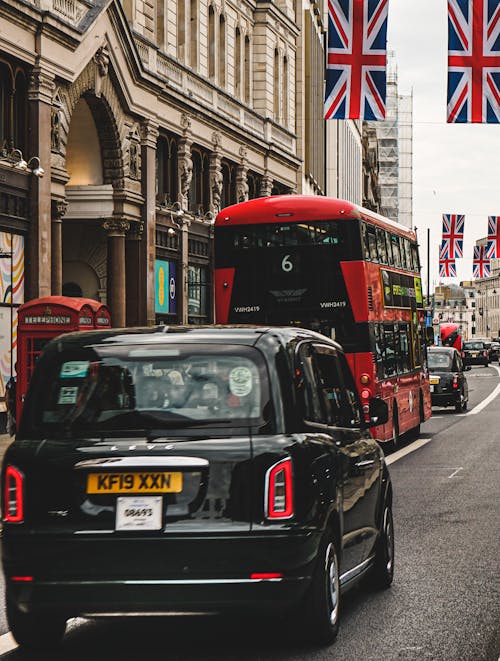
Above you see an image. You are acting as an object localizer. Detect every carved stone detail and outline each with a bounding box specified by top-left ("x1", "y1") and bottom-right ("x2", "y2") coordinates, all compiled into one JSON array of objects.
[
  {"x1": 51, "y1": 110, "x2": 61, "y2": 152},
  {"x1": 51, "y1": 199, "x2": 68, "y2": 220},
  {"x1": 180, "y1": 113, "x2": 192, "y2": 135},
  {"x1": 28, "y1": 67, "x2": 55, "y2": 104},
  {"x1": 94, "y1": 45, "x2": 110, "y2": 98},
  {"x1": 103, "y1": 219, "x2": 130, "y2": 237},
  {"x1": 178, "y1": 138, "x2": 193, "y2": 210},
  {"x1": 259, "y1": 174, "x2": 273, "y2": 197},
  {"x1": 209, "y1": 153, "x2": 223, "y2": 214}
]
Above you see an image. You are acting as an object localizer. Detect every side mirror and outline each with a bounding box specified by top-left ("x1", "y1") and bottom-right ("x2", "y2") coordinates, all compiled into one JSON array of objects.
[
  {"x1": 425, "y1": 327, "x2": 434, "y2": 346},
  {"x1": 369, "y1": 397, "x2": 389, "y2": 426}
]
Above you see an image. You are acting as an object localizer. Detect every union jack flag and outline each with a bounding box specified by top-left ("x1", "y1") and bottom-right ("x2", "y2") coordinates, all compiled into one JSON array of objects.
[
  {"x1": 324, "y1": 0, "x2": 389, "y2": 120},
  {"x1": 473, "y1": 244, "x2": 491, "y2": 277},
  {"x1": 447, "y1": 0, "x2": 500, "y2": 123},
  {"x1": 486, "y1": 215, "x2": 500, "y2": 257},
  {"x1": 439, "y1": 240, "x2": 451, "y2": 259},
  {"x1": 442, "y1": 214, "x2": 465, "y2": 258},
  {"x1": 439, "y1": 258, "x2": 457, "y2": 277}
]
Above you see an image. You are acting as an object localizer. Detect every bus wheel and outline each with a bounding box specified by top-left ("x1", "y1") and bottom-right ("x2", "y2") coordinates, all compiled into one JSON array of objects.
[{"x1": 391, "y1": 411, "x2": 399, "y2": 450}]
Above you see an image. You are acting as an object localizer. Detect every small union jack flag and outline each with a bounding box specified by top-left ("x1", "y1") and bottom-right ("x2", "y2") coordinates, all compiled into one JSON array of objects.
[
  {"x1": 473, "y1": 244, "x2": 491, "y2": 277},
  {"x1": 486, "y1": 215, "x2": 500, "y2": 258},
  {"x1": 325, "y1": 0, "x2": 389, "y2": 120},
  {"x1": 439, "y1": 258, "x2": 457, "y2": 277},
  {"x1": 447, "y1": 0, "x2": 500, "y2": 123},
  {"x1": 442, "y1": 214, "x2": 465, "y2": 259},
  {"x1": 439, "y1": 240, "x2": 451, "y2": 259}
]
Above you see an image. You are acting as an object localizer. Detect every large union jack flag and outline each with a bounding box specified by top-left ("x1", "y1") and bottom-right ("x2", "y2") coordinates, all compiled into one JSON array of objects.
[
  {"x1": 447, "y1": 0, "x2": 500, "y2": 123},
  {"x1": 473, "y1": 244, "x2": 491, "y2": 277},
  {"x1": 325, "y1": 0, "x2": 389, "y2": 120},
  {"x1": 439, "y1": 258, "x2": 457, "y2": 277},
  {"x1": 442, "y1": 214, "x2": 465, "y2": 258},
  {"x1": 486, "y1": 215, "x2": 500, "y2": 257}
]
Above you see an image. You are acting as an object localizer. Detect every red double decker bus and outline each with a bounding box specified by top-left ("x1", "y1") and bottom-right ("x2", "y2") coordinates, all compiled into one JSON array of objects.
[{"x1": 214, "y1": 195, "x2": 431, "y2": 445}]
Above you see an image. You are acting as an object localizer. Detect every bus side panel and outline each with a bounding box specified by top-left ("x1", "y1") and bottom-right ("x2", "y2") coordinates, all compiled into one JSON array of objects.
[
  {"x1": 340, "y1": 262, "x2": 370, "y2": 322},
  {"x1": 214, "y1": 268, "x2": 235, "y2": 324}
]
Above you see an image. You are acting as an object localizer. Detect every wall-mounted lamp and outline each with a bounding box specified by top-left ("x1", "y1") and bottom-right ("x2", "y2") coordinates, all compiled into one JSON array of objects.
[
  {"x1": 0, "y1": 149, "x2": 44, "y2": 177},
  {"x1": 27, "y1": 156, "x2": 44, "y2": 178},
  {"x1": 166, "y1": 200, "x2": 184, "y2": 235}
]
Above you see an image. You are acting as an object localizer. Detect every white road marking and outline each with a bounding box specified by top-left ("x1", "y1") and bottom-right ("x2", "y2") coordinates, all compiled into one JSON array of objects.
[
  {"x1": 466, "y1": 364, "x2": 500, "y2": 415},
  {"x1": 448, "y1": 467, "x2": 464, "y2": 479},
  {"x1": 0, "y1": 632, "x2": 17, "y2": 654},
  {"x1": 385, "y1": 438, "x2": 431, "y2": 465}
]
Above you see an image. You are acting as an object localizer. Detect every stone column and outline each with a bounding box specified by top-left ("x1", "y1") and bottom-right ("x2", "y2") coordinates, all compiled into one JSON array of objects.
[
  {"x1": 236, "y1": 146, "x2": 249, "y2": 203},
  {"x1": 259, "y1": 174, "x2": 273, "y2": 197},
  {"x1": 126, "y1": 121, "x2": 158, "y2": 327},
  {"x1": 103, "y1": 219, "x2": 130, "y2": 328},
  {"x1": 50, "y1": 199, "x2": 67, "y2": 295},
  {"x1": 179, "y1": 217, "x2": 191, "y2": 324},
  {"x1": 178, "y1": 114, "x2": 193, "y2": 211},
  {"x1": 209, "y1": 131, "x2": 223, "y2": 215},
  {"x1": 28, "y1": 66, "x2": 54, "y2": 299}
]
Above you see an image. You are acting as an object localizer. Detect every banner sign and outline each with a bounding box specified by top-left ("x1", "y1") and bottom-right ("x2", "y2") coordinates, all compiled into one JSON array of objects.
[
  {"x1": 155, "y1": 259, "x2": 177, "y2": 314},
  {"x1": 381, "y1": 269, "x2": 424, "y2": 309}
]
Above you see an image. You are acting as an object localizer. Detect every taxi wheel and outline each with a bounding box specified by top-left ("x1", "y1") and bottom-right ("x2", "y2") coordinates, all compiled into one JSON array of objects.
[
  {"x1": 369, "y1": 502, "x2": 395, "y2": 590},
  {"x1": 7, "y1": 595, "x2": 66, "y2": 651},
  {"x1": 297, "y1": 530, "x2": 340, "y2": 645}
]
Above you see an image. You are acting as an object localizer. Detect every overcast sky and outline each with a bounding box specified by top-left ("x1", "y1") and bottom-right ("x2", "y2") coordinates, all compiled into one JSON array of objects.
[{"x1": 387, "y1": 0, "x2": 500, "y2": 293}]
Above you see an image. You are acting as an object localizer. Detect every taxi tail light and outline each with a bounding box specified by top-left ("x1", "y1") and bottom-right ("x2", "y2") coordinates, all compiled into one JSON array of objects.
[
  {"x1": 452, "y1": 375, "x2": 459, "y2": 388},
  {"x1": 266, "y1": 458, "x2": 293, "y2": 519},
  {"x1": 4, "y1": 465, "x2": 24, "y2": 523},
  {"x1": 483, "y1": 351, "x2": 488, "y2": 358}
]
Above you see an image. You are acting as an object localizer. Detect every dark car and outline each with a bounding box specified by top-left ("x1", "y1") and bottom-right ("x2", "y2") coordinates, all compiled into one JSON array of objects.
[
  {"x1": 2, "y1": 326, "x2": 393, "y2": 651},
  {"x1": 428, "y1": 346, "x2": 468, "y2": 412},
  {"x1": 461, "y1": 340, "x2": 490, "y2": 366},
  {"x1": 489, "y1": 341, "x2": 500, "y2": 362}
]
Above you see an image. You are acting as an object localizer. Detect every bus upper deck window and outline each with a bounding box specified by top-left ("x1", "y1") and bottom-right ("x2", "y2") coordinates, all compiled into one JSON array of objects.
[{"x1": 376, "y1": 228, "x2": 387, "y2": 264}]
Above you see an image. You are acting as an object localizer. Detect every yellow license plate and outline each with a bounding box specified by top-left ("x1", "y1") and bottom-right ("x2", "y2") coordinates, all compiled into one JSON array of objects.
[
  {"x1": 87, "y1": 472, "x2": 182, "y2": 494},
  {"x1": 430, "y1": 378, "x2": 439, "y2": 384}
]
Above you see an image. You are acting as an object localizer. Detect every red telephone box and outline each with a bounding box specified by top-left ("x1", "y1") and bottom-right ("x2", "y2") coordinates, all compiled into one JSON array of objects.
[{"x1": 16, "y1": 296, "x2": 111, "y2": 423}]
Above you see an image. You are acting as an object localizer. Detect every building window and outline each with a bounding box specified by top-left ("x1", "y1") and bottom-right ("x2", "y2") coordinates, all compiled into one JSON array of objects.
[
  {"x1": 156, "y1": 0, "x2": 166, "y2": 49},
  {"x1": 177, "y1": 0, "x2": 186, "y2": 61},
  {"x1": 156, "y1": 135, "x2": 179, "y2": 205},
  {"x1": 247, "y1": 171, "x2": 262, "y2": 199},
  {"x1": 189, "y1": 147, "x2": 210, "y2": 215},
  {"x1": 244, "y1": 35, "x2": 251, "y2": 104},
  {"x1": 235, "y1": 28, "x2": 242, "y2": 97},
  {"x1": 219, "y1": 14, "x2": 226, "y2": 87},
  {"x1": 13, "y1": 72, "x2": 27, "y2": 155},
  {"x1": 273, "y1": 48, "x2": 280, "y2": 121},
  {"x1": 188, "y1": 264, "x2": 210, "y2": 323},
  {"x1": 208, "y1": 5, "x2": 216, "y2": 80},
  {"x1": 190, "y1": 0, "x2": 198, "y2": 69},
  {"x1": 282, "y1": 55, "x2": 288, "y2": 126},
  {"x1": 221, "y1": 160, "x2": 237, "y2": 208}
]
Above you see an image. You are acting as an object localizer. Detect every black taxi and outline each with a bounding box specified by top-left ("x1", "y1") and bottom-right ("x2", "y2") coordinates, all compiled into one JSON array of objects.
[{"x1": 2, "y1": 326, "x2": 393, "y2": 650}]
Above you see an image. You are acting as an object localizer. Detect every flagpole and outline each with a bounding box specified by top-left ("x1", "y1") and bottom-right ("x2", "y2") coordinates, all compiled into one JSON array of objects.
[{"x1": 427, "y1": 227, "x2": 430, "y2": 305}]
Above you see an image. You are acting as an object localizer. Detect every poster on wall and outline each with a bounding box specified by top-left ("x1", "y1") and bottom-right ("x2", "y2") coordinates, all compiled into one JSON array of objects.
[
  {"x1": 0, "y1": 233, "x2": 24, "y2": 410},
  {"x1": 155, "y1": 259, "x2": 177, "y2": 315}
]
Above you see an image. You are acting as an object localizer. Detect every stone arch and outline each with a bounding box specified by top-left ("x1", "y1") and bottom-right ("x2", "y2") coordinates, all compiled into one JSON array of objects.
[{"x1": 57, "y1": 53, "x2": 126, "y2": 188}]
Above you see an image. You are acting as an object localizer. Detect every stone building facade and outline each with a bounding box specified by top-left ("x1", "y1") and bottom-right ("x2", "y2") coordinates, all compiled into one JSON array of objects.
[{"x1": 0, "y1": 0, "x2": 332, "y2": 398}]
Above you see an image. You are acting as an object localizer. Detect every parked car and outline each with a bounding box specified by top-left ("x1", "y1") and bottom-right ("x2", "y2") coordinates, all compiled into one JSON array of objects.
[
  {"x1": 490, "y1": 341, "x2": 500, "y2": 362},
  {"x1": 462, "y1": 340, "x2": 490, "y2": 367},
  {"x1": 428, "y1": 346, "x2": 468, "y2": 412},
  {"x1": 2, "y1": 326, "x2": 394, "y2": 650}
]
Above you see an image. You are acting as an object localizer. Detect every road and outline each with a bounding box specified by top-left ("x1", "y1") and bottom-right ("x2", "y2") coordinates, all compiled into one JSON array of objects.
[{"x1": 0, "y1": 365, "x2": 498, "y2": 660}]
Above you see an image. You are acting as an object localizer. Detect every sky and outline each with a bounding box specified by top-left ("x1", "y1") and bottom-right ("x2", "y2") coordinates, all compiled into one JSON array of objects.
[{"x1": 386, "y1": 0, "x2": 500, "y2": 294}]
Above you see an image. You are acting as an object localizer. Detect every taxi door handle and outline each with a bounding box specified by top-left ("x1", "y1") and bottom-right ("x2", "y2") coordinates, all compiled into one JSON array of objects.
[{"x1": 355, "y1": 459, "x2": 375, "y2": 469}]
